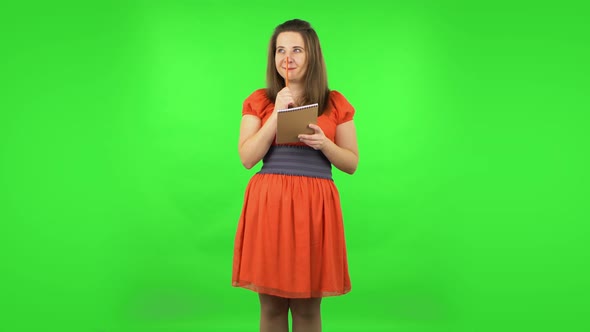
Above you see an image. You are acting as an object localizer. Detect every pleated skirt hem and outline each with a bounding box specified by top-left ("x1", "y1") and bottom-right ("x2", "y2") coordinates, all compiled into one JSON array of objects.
[{"x1": 232, "y1": 280, "x2": 351, "y2": 299}]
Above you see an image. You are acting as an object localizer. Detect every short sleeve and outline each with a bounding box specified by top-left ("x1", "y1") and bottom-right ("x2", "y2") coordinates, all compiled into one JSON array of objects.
[
  {"x1": 330, "y1": 90, "x2": 355, "y2": 125},
  {"x1": 242, "y1": 89, "x2": 271, "y2": 118}
]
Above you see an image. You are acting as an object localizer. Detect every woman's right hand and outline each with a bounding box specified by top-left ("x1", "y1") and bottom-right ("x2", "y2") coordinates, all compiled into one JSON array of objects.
[{"x1": 274, "y1": 87, "x2": 295, "y2": 112}]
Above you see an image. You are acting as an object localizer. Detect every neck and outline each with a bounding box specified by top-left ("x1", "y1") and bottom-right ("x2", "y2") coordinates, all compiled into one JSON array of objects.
[{"x1": 288, "y1": 82, "x2": 305, "y2": 102}]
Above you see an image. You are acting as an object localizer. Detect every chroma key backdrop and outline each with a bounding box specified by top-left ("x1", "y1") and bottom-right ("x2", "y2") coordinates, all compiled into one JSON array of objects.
[{"x1": 1, "y1": 1, "x2": 589, "y2": 331}]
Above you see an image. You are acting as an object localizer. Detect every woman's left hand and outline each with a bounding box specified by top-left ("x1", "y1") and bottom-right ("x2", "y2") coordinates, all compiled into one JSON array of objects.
[{"x1": 298, "y1": 124, "x2": 328, "y2": 150}]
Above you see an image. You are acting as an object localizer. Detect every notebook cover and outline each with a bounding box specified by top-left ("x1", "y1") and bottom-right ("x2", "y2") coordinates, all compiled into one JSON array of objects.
[{"x1": 276, "y1": 103, "x2": 318, "y2": 144}]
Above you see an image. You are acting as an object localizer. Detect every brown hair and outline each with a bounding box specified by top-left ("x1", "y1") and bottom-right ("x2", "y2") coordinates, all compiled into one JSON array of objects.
[{"x1": 266, "y1": 19, "x2": 330, "y2": 115}]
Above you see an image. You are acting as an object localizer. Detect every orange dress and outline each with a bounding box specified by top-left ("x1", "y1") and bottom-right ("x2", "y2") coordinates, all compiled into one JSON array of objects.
[{"x1": 232, "y1": 89, "x2": 354, "y2": 298}]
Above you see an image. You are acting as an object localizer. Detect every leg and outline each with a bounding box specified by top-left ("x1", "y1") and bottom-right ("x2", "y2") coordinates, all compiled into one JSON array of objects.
[
  {"x1": 259, "y1": 293, "x2": 289, "y2": 332},
  {"x1": 289, "y1": 297, "x2": 322, "y2": 332}
]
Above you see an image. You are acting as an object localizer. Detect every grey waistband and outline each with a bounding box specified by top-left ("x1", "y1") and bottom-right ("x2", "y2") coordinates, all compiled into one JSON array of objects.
[{"x1": 257, "y1": 145, "x2": 333, "y2": 180}]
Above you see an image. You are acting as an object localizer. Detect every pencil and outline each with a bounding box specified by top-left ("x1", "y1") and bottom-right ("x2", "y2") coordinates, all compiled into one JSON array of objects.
[{"x1": 285, "y1": 56, "x2": 289, "y2": 87}]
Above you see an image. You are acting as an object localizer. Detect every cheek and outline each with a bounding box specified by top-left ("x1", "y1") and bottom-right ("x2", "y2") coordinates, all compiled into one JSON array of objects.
[
  {"x1": 298, "y1": 58, "x2": 307, "y2": 72},
  {"x1": 296, "y1": 55, "x2": 307, "y2": 67}
]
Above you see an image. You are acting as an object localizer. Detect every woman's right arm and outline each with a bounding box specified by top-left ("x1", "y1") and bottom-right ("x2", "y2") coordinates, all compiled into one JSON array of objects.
[
  {"x1": 238, "y1": 112, "x2": 278, "y2": 169},
  {"x1": 238, "y1": 88, "x2": 293, "y2": 169}
]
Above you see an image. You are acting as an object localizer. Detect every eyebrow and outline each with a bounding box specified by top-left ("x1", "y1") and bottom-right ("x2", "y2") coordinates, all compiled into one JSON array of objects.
[{"x1": 276, "y1": 46, "x2": 305, "y2": 49}]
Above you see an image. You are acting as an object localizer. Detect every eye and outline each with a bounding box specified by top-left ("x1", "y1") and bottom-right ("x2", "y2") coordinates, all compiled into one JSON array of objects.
[{"x1": 276, "y1": 48, "x2": 285, "y2": 54}]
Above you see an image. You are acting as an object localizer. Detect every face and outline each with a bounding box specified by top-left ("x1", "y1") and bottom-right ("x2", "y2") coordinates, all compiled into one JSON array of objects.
[{"x1": 275, "y1": 31, "x2": 307, "y2": 84}]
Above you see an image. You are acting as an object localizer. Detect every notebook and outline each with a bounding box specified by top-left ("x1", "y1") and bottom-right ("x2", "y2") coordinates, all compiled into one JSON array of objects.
[{"x1": 276, "y1": 103, "x2": 318, "y2": 144}]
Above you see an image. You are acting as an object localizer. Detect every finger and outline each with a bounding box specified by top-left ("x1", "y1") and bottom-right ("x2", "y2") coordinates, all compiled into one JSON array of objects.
[
  {"x1": 299, "y1": 134, "x2": 318, "y2": 141},
  {"x1": 308, "y1": 123, "x2": 323, "y2": 133}
]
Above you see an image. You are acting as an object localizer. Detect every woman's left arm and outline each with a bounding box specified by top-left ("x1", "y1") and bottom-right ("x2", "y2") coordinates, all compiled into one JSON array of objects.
[{"x1": 299, "y1": 121, "x2": 359, "y2": 174}]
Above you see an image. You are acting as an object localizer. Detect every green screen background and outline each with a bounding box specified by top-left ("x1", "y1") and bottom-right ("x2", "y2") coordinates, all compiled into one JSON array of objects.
[{"x1": 2, "y1": 1, "x2": 589, "y2": 331}]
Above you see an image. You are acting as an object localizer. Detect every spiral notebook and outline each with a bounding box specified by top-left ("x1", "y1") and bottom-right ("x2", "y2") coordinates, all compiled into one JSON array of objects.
[{"x1": 276, "y1": 103, "x2": 318, "y2": 144}]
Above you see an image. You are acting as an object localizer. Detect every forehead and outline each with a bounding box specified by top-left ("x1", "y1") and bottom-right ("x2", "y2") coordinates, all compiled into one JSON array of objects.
[{"x1": 276, "y1": 31, "x2": 305, "y2": 47}]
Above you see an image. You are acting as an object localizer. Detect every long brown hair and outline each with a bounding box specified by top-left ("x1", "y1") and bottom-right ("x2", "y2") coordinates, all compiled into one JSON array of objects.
[{"x1": 266, "y1": 19, "x2": 330, "y2": 115}]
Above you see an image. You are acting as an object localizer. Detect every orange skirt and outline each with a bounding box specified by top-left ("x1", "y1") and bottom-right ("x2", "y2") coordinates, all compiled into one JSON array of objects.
[{"x1": 232, "y1": 173, "x2": 351, "y2": 298}]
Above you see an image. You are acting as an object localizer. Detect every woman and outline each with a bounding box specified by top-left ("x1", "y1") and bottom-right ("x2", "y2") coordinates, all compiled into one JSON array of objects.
[{"x1": 232, "y1": 18, "x2": 359, "y2": 332}]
